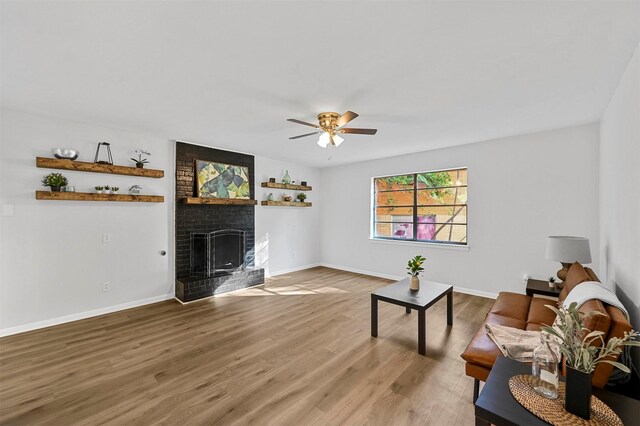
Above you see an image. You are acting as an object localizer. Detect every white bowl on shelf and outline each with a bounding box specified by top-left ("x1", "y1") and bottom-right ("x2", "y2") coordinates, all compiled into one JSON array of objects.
[{"x1": 51, "y1": 148, "x2": 79, "y2": 160}]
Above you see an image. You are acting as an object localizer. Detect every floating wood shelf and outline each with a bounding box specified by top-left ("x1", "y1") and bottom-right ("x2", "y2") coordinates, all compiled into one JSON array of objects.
[
  {"x1": 36, "y1": 157, "x2": 164, "y2": 178},
  {"x1": 36, "y1": 191, "x2": 164, "y2": 203},
  {"x1": 261, "y1": 201, "x2": 312, "y2": 207},
  {"x1": 261, "y1": 182, "x2": 312, "y2": 191},
  {"x1": 182, "y1": 197, "x2": 258, "y2": 205}
]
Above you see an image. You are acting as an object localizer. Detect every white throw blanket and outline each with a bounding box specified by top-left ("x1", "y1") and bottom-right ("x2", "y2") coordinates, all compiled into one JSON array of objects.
[
  {"x1": 562, "y1": 281, "x2": 630, "y2": 320},
  {"x1": 484, "y1": 323, "x2": 541, "y2": 361}
]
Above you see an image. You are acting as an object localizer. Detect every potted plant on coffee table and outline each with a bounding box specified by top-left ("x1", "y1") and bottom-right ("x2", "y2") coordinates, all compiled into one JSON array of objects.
[
  {"x1": 406, "y1": 255, "x2": 426, "y2": 291},
  {"x1": 542, "y1": 302, "x2": 639, "y2": 420},
  {"x1": 41, "y1": 173, "x2": 68, "y2": 192}
]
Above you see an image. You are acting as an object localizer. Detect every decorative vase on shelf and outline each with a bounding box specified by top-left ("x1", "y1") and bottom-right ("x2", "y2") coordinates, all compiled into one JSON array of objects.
[
  {"x1": 531, "y1": 332, "x2": 559, "y2": 399},
  {"x1": 410, "y1": 276, "x2": 420, "y2": 291},
  {"x1": 565, "y1": 365, "x2": 592, "y2": 420},
  {"x1": 267, "y1": 193, "x2": 274, "y2": 201},
  {"x1": 282, "y1": 170, "x2": 291, "y2": 185}
]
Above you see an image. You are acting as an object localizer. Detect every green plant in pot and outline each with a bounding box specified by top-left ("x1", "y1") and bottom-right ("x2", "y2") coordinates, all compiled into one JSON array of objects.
[
  {"x1": 41, "y1": 173, "x2": 68, "y2": 192},
  {"x1": 130, "y1": 149, "x2": 150, "y2": 168},
  {"x1": 542, "y1": 302, "x2": 639, "y2": 420},
  {"x1": 297, "y1": 192, "x2": 307, "y2": 203},
  {"x1": 406, "y1": 255, "x2": 426, "y2": 291}
]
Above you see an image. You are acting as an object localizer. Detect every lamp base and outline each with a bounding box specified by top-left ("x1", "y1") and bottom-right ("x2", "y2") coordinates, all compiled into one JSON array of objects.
[{"x1": 556, "y1": 262, "x2": 572, "y2": 285}]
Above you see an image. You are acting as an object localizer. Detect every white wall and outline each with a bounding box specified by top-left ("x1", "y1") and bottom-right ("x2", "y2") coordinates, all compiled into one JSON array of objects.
[
  {"x1": 0, "y1": 109, "x2": 323, "y2": 335},
  {"x1": 0, "y1": 109, "x2": 175, "y2": 334},
  {"x1": 600, "y1": 43, "x2": 640, "y2": 370},
  {"x1": 320, "y1": 124, "x2": 600, "y2": 297},
  {"x1": 254, "y1": 158, "x2": 321, "y2": 276}
]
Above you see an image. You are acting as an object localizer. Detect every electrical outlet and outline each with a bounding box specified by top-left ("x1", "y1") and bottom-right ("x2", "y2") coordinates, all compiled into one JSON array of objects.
[
  {"x1": 522, "y1": 274, "x2": 529, "y2": 283},
  {"x1": 102, "y1": 281, "x2": 111, "y2": 292},
  {"x1": 102, "y1": 233, "x2": 111, "y2": 243}
]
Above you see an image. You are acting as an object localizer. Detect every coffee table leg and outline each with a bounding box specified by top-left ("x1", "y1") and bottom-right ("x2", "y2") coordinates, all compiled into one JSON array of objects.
[
  {"x1": 418, "y1": 309, "x2": 426, "y2": 355},
  {"x1": 406, "y1": 306, "x2": 411, "y2": 314},
  {"x1": 447, "y1": 291, "x2": 453, "y2": 326},
  {"x1": 371, "y1": 295, "x2": 378, "y2": 337}
]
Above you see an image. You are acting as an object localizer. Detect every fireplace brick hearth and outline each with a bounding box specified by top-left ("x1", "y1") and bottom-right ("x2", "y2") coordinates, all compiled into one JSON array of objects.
[{"x1": 175, "y1": 142, "x2": 264, "y2": 302}]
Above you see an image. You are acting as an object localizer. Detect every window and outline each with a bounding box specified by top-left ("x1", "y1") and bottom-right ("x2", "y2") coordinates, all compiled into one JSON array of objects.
[{"x1": 372, "y1": 168, "x2": 467, "y2": 245}]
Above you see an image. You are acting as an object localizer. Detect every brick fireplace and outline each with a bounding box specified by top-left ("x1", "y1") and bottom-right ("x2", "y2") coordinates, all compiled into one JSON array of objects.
[{"x1": 175, "y1": 142, "x2": 264, "y2": 302}]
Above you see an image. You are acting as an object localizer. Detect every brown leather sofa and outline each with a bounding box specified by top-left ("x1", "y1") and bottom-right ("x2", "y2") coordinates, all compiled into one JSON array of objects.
[{"x1": 461, "y1": 262, "x2": 632, "y2": 401}]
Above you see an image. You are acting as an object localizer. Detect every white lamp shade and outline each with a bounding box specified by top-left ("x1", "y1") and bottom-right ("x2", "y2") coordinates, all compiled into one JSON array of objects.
[
  {"x1": 317, "y1": 132, "x2": 330, "y2": 148},
  {"x1": 545, "y1": 236, "x2": 592, "y2": 264},
  {"x1": 332, "y1": 134, "x2": 344, "y2": 147}
]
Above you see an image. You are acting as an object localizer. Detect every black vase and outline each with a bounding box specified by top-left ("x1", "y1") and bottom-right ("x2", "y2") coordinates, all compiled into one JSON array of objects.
[
  {"x1": 565, "y1": 366, "x2": 592, "y2": 420},
  {"x1": 50, "y1": 186, "x2": 61, "y2": 192}
]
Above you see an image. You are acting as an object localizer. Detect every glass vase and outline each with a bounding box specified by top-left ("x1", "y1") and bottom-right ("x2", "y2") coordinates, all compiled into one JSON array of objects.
[{"x1": 531, "y1": 332, "x2": 559, "y2": 399}]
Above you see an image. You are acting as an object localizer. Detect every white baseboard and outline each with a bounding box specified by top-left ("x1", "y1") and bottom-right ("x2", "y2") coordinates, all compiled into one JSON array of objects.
[
  {"x1": 320, "y1": 263, "x2": 403, "y2": 281},
  {"x1": 319, "y1": 263, "x2": 498, "y2": 299},
  {"x1": 452, "y1": 286, "x2": 498, "y2": 299},
  {"x1": 0, "y1": 293, "x2": 175, "y2": 337},
  {"x1": 267, "y1": 262, "x2": 322, "y2": 278}
]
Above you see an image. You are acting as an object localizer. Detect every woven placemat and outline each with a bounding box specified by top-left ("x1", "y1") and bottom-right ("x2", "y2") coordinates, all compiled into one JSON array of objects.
[{"x1": 508, "y1": 375, "x2": 623, "y2": 426}]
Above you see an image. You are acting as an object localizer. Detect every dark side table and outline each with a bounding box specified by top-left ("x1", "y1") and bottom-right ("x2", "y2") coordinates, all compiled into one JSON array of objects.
[
  {"x1": 475, "y1": 356, "x2": 640, "y2": 426},
  {"x1": 371, "y1": 279, "x2": 453, "y2": 356},
  {"x1": 526, "y1": 278, "x2": 561, "y2": 298}
]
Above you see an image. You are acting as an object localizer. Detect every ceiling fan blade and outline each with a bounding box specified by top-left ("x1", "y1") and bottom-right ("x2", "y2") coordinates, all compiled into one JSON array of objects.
[
  {"x1": 289, "y1": 132, "x2": 319, "y2": 140},
  {"x1": 336, "y1": 111, "x2": 358, "y2": 127},
  {"x1": 339, "y1": 128, "x2": 377, "y2": 135},
  {"x1": 286, "y1": 118, "x2": 320, "y2": 128}
]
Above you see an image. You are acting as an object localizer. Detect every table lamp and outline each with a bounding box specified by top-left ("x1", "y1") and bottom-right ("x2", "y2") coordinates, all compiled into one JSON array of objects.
[{"x1": 545, "y1": 236, "x2": 592, "y2": 282}]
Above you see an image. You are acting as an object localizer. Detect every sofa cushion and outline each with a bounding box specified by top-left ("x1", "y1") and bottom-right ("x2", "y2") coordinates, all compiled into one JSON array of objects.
[
  {"x1": 526, "y1": 297, "x2": 557, "y2": 329},
  {"x1": 489, "y1": 292, "x2": 531, "y2": 322},
  {"x1": 559, "y1": 262, "x2": 592, "y2": 303},
  {"x1": 580, "y1": 299, "x2": 611, "y2": 341}
]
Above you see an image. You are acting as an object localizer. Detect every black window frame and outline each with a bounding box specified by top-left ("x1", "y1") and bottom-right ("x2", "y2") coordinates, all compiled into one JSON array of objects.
[{"x1": 372, "y1": 168, "x2": 468, "y2": 245}]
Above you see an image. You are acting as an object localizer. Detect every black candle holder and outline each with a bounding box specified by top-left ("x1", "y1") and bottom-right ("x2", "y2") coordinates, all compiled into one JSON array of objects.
[{"x1": 94, "y1": 142, "x2": 113, "y2": 165}]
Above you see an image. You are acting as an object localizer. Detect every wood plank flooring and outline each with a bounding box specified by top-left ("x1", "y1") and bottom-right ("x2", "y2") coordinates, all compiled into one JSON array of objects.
[{"x1": 0, "y1": 267, "x2": 494, "y2": 425}]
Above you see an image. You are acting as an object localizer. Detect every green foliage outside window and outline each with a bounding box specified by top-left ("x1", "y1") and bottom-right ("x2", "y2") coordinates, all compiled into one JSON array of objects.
[{"x1": 379, "y1": 171, "x2": 453, "y2": 201}]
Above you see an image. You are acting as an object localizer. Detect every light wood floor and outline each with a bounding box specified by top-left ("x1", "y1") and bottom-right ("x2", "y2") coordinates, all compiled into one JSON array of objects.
[{"x1": 0, "y1": 267, "x2": 493, "y2": 425}]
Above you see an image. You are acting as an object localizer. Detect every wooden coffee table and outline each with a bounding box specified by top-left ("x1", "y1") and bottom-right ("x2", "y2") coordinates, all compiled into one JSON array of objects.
[{"x1": 371, "y1": 278, "x2": 453, "y2": 355}]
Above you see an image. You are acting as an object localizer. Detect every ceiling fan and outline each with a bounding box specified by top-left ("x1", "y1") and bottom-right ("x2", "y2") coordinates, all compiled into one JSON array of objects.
[{"x1": 286, "y1": 111, "x2": 377, "y2": 148}]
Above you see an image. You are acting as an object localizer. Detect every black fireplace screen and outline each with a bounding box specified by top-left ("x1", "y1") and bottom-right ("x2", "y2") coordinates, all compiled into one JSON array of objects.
[{"x1": 190, "y1": 230, "x2": 246, "y2": 276}]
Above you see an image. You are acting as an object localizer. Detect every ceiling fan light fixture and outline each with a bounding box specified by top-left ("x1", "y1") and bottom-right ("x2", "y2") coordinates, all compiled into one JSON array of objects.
[
  {"x1": 332, "y1": 134, "x2": 344, "y2": 147},
  {"x1": 317, "y1": 132, "x2": 330, "y2": 148}
]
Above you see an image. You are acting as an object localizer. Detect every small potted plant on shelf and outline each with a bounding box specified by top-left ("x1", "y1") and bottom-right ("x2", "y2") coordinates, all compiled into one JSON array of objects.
[
  {"x1": 548, "y1": 276, "x2": 556, "y2": 288},
  {"x1": 111, "y1": 186, "x2": 119, "y2": 194},
  {"x1": 103, "y1": 185, "x2": 111, "y2": 194},
  {"x1": 95, "y1": 186, "x2": 104, "y2": 194},
  {"x1": 542, "y1": 302, "x2": 640, "y2": 420},
  {"x1": 41, "y1": 173, "x2": 68, "y2": 192},
  {"x1": 130, "y1": 149, "x2": 150, "y2": 168},
  {"x1": 297, "y1": 192, "x2": 307, "y2": 203},
  {"x1": 406, "y1": 255, "x2": 426, "y2": 291},
  {"x1": 129, "y1": 185, "x2": 142, "y2": 195}
]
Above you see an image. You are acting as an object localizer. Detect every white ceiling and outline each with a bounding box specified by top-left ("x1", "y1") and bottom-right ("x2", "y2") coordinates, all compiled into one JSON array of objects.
[{"x1": 2, "y1": 1, "x2": 639, "y2": 167}]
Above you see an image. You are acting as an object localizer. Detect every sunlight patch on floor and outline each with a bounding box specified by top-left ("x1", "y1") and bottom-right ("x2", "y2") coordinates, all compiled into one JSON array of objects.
[{"x1": 221, "y1": 284, "x2": 349, "y2": 297}]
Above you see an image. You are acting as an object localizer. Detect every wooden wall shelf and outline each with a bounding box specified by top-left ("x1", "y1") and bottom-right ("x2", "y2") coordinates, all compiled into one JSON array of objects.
[
  {"x1": 36, "y1": 191, "x2": 164, "y2": 203},
  {"x1": 182, "y1": 197, "x2": 258, "y2": 206},
  {"x1": 261, "y1": 201, "x2": 312, "y2": 207},
  {"x1": 36, "y1": 157, "x2": 165, "y2": 178},
  {"x1": 261, "y1": 182, "x2": 312, "y2": 191}
]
